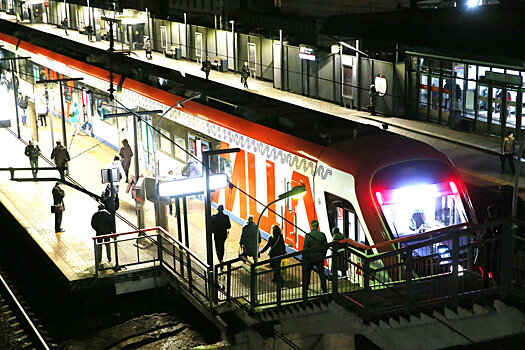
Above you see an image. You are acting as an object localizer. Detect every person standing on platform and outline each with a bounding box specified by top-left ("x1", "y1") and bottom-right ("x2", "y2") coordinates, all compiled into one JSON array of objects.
[
  {"x1": 501, "y1": 131, "x2": 516, "y2": 175},
  {"x1": 302, "y1": 220, "x2": 328, "y2": 293},
  {"x1": 69, "y1": 102, "x2": 80, "y2": 136},
  {"x1": 18, "y1": 93, "x2": 28, "y2": 125},
  {"x1": 241, "y1": 62, "x2": 250, "y2": 89},
  {"x1": 108, "y1": 156, "x2": 125, "y2": 192},
  {"x1": 51, "y1": 140, "x2": 70, "y2": 179},
  {"x1": 144, "y1": 38, "x2": 152, "y2": 59},
  {"x1": 240, "y1": 215, "x2": 260, "y2": 261},
  {"x1": 24, "y1": 140, "x2": 41, "y2": 179},
  {"x1": 86, "y1": 25, "x2": 94, "y2": 42},
  {"x1": 368, "y1": 84, "x2": 378, "y2": 116},
  {"x1": 91, "y1": 204, "x2": 113, "y2": 268},
  {"x1": 119, "y1": 139, "x2": 133, "y2": 183},
  {"x1": 211, "y1": 205, "x2": 231, "y2": 265},
  {"x1": 260, "y1": 224, "x2": 286, "y2": 286},
  {"x1": 35, "y1": 93, "x2": 48, "y2": 127},
  {"x1": 201, "y1": 57, "x2": 212, "y2": 80},
  {"x1": 62, "y1": 17, "x2": 68, "y2": 35},
  {"x1": 52, "y1": 181, "x2": 65, "y2": 233},
  {"x1": 101, "y1": 184, "x2": 119, "y2": 233}
]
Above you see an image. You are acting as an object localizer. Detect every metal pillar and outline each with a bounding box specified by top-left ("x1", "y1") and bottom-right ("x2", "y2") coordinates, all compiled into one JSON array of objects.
[{"x1": 10, "y1": 60, "x2": 20, "y2": 138}]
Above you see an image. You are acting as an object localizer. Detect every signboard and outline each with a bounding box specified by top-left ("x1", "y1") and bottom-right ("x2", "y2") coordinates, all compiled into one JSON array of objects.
[
  {"x1": 101, "y1": 168, "x2": 120, "y2": 184},
  {"x1": 482, "y1": 72, "x2": 522, "y2": 86},
  {"x1": 0, "y1": 119, "x2": 11, "y2": 128},
  {"x1": 299, "y1": 45, "x2": 316, "y2": 61},
  {"x1": 158, "y1": 173, "x2": 229, "y2": 197}
]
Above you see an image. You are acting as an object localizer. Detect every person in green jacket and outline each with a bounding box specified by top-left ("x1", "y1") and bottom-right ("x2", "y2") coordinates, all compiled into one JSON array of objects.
[
  {"x1": 302, "y1": 220, "x2": 328, "y2": 293},
  {"x1": 331, "y1": 227, "x2": 348, "y2": 278}
]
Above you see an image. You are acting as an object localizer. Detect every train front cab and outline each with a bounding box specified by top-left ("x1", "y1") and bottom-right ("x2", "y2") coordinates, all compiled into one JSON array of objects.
[{"x1": 372, "y1": 160, "x2": 474, "y2": 276}]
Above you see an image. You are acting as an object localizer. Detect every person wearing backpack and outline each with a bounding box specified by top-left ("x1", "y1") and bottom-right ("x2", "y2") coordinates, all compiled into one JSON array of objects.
[
  {"x1": 260, "y1": 224, "x2": 286, "y2": 286},
  {"x1": 24, "y1": 140, "x2": 41, "y2": 179}
]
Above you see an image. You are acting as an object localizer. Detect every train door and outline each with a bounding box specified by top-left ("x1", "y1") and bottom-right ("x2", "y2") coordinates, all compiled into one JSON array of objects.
[{"x1": 325, "y1": 192, "x2": 368, "y2": 244}]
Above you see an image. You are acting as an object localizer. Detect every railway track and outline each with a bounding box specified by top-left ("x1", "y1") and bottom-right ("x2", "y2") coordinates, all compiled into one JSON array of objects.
[{"x1": 0, "y1": 268, "x2": 54, "y2": 350}]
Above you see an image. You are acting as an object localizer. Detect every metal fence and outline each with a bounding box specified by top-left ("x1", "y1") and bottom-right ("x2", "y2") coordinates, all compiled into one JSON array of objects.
[
  {"x1": 215, "y1": 218, "x2": 525, "y2": 321},
  {"x1": 94, "y1": 219, "x2": 525, "y2": 322}
]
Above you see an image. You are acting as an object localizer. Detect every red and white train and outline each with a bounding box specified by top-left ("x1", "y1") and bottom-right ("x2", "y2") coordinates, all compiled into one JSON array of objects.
[{"x1": 0, "y1": 31, "x2": 476, "y2": 254}]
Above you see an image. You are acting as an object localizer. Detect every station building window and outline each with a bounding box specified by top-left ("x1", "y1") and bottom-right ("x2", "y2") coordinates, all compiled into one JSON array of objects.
[{"x1": 408, "y1": 54, "x2": 524, "y2": 138}]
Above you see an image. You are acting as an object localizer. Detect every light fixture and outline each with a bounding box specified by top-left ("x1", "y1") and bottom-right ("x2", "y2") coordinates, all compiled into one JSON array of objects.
[{"x1": 158, "y1": 173, "x2": 228, "y2": 197}]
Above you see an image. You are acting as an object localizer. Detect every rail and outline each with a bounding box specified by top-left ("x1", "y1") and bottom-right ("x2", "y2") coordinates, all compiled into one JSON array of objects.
[{"x1": 0, "y1": 272, "x2": 51, "y2": 350}]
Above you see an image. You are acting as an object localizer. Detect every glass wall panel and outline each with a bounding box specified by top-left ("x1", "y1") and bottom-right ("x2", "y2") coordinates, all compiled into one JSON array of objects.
[
  {"x1": 478, "y1": 66, "x2": 490, "y2": 79},
  {"x1": 419, "y1": 74, "x2": 428, "y2": 108},
  {"x1": 478, "y1": 84, "x2": 489, "y2": 123}
]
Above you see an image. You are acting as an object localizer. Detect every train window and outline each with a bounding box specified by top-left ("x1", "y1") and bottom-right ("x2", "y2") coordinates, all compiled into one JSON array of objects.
[
  {"x1": 373, "y1": 161, "x2": 469, "y2": 239},
  {"x1": 173, "y1": 136, "x2": 186, "y2": 162},
  {"x1": 159, "y1": 129, "x2": 172, "y2": 155}
]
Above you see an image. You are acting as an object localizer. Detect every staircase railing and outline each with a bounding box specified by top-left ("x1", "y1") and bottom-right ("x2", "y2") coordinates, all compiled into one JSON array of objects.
[
  {"x1": 215, "y1": 218, "x2": 525, "y2": 321},
  {"x1": 93, "y1": 219, "x2": 525, "y2": 323}
]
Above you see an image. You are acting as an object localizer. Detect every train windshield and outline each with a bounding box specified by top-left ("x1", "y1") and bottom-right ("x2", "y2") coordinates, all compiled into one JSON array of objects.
[{"x1": 372, "y1": 161, "x2": 469, "y2": 238}]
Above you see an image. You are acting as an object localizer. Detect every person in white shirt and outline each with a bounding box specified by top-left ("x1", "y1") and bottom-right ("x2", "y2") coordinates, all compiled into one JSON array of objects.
[{"x1": 108, "y1": 156, "x2": 125, "y2": 192}]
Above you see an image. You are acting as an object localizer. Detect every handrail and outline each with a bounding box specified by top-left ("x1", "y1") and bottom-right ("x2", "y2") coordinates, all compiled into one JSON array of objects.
[
  {"x1": 156, "y1": 226, "x2": 210, "y2": 268},
  {"x1": 0, "y1": 273, "x2": 50, "y2": 350},
  {"x1": 91, "y1": 226, "x2": 210, "y2": 268},
  {"x1": 91, "y1": 227, "x2": 159, "y2": 240},
  {"x1": 340, "y1": 222, "x2": 475, "y2": 252}
]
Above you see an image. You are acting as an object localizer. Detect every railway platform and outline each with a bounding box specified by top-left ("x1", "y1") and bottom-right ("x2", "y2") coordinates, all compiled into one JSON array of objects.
[
  {"x1": 0, "y1": 111, "x2": 249, "y2": 286},
  {"x1": 0, "y1": 11, "x2": 520, "y2": 194}
]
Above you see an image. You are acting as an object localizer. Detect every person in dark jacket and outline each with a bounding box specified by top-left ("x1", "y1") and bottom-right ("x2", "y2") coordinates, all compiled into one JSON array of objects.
[
  {"x1": 62, "y1": 17, "x2": 68, "y2": 35},
  {"x1": 240, "y1": 215, "x2": 260, "y2": 260},
  {"x1": 91, "y1": 204, "x2": 113, "y2": 268},
  {"x1": 119, "y1": 139, "x2": 133, "y2": 183},
  {"x1": 241, "y1": 62, "x2": 250, "y2": 89},
  {"x1": 52, "y1": 181, "x2": 65, "y2": 233},
  {"x1": 302, "y1": 220, "x2": 328, "y2": 293},
  {"x1": 18, "y1": 93, "x2": 28, "y2": 125},
  {"x1": 211, "y1": 204, "x2": 231, "y2": 264},
  {"x1": 501, "y1": 131, "x2": 515, "y2": 174},
  {"x1": 51, "y1": 140, "x2": 70, "y2": 179},
  {"x1": 260, "y1": 224, "x2": 286, "y2": 286},
  {"x1": 86, "y1": 25, "x2": 94, "y2": 42},
  {"x1": 101, "y1": 184, "x2": 119, "y2": 233},
  {"x1": 368, "y1": 84, "x2": 378, "y2": 116},
  {"x1": 201, "y1": 57, "x2": 212, "y2": 80},
  {"x1": 24, "y1": 140, "x2": 40, "y2": 179}
]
